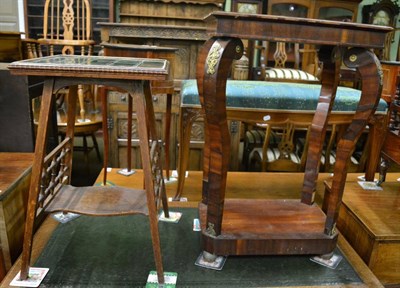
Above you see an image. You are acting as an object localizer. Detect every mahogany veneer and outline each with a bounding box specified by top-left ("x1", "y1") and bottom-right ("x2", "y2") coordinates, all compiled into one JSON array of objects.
[
  {"x1": 196, "y1": 12, "x2": 391, "y2": 258},
  {"x1": 199, "y1": 199, "x2": 337, "y2": 256}
]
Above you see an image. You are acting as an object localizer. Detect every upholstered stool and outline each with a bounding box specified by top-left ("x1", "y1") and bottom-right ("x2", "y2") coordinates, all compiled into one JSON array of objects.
[{"x1": 174, "y1": 79, "x2": 388, "y2": 200}]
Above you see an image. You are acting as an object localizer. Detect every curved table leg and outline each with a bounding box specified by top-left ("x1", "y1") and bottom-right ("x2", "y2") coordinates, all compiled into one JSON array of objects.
[
  {"x1": 197, "y1": 36, "x2": 243, "y2": 242},
  {"x1": 323, "y1": 48, "x2": 383, "y2": 235},
  {"x1": 301, "y1": 46, "x2": 341, "y2": 205}
]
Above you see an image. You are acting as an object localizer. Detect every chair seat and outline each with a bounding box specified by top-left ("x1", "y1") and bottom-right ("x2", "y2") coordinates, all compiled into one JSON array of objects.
[{"x1": 181, "y1": 79, "x2": 388, "y2": 113}]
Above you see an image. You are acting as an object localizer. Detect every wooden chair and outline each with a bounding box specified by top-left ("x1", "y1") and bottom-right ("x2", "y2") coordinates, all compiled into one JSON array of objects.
[
  {"x1": 246, "y1": 41, "x2": 366, "y2": 173},
  {"x1": 21, "y1": 38, "x2": 43, "y2": 59},
  {"x1": 244, "y1": 41, "x2": 321, "y2": 171},
  {"x1": 37, "y1": 0, "x2": 101, "y2": 164},
  {"x1": 255, "y1": 40, "x2": 322, "y2": 83}
]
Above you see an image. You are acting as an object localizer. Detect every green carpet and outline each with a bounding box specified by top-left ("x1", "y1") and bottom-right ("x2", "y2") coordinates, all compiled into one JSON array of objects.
[{"x1": 35, "y1": 208, "x2": 362, "y2": 287}]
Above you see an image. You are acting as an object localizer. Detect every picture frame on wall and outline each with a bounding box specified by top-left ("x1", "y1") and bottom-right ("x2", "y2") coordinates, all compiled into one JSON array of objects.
[{"x1": 232, "y1": 0, "x2": 263, "y2": 14}]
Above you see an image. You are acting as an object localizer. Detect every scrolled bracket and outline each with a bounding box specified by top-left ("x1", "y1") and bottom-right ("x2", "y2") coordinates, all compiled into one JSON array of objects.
[{"x1": 343, "y1": 47, "x2": 383, "y2": 86}]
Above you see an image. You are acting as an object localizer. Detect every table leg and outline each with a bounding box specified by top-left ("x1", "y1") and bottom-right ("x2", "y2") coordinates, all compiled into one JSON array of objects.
[
  {"x1": 301, "y1": 46, "x2": 341, "y2": 205},
  {"x1": 129, "y1": 80, "x2": 167, "y2": 284},
  {"x1": 20, "y1": 79, "x2": 55, "y2": 279},
  {"x1": 20, "y1": 80, "x2": 78, "y2": 279},
  {"x1": 197, "y1": 37, "x2": 243, "y2": 238},
  {"x1": 174, "y1": 107, "x2": 202, "y2": 200},
  {"x1": 323, "y1": 48, "x2": 383, "y2": 235}
]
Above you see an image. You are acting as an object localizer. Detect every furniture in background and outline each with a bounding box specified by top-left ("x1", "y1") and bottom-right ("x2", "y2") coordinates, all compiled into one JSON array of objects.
[
  {"x1": 265, "y1": 0, "x2": 361, "y2": 77},
  {"x1": 115, "y1": 0, "x2": 224, "y2": 27},
  {"x1": 324, "y1": 176, "x2": 400, "y2": 286},
  {"x1": 0, "y1": 153, "x2": 34, "y2": 277},
  {"x1": 8, "y1": 55, "x2": 171, "y2": 284},
  {"x1": 102, "y1": 43, "x2": 177, "y2": 178},
  {"x1": 99, "y1": 23, "x2": 208, "y2": 89},
  {"x1": 380, "y1": 60, "x2": 400, "y2": 103},
  {"x1": 98, "y1": 21, "x2": 211, "y2": 170},
  {"x1": 195, "y1": 11, "x2": 390, "y2": 259},
  {"x1": 0, "y1": 31, "x2": 23, "y2": 62},
  {"x1": 98, "y1": 0, "x2": 224, "y2": 170},
  {"x1": 34, "y1": 0, "x2": 103, "y2": 165},
  {"x1": 21, "y1": 38, "x2": 42, "y2": 59},
  {"x1": 0, "y1": 63, "x2": 43, "y2": 152},
  {"x1": 24, "y1": 0, "x2": 109, "y2": 53},
  {"x1": 174, "y1": 80, "x2": 388, "y2": 200},
  {"x1": 364, "y1": 0, "x2": 399, "y2": 61},
  {"x1": 38, "y1": 0, "x2": 96, "y2": 120},
  {"x1": 101, "y1": 0, "x2": 224, "y2": 86},
  {"x1": 98, "y1": 21, "x2": 211, "y2": 169},
  {"x1": 364, "y1": 61, "x2": 400, "y2": 182},
  {"x1": 378, "y1": 71, "x2": 400, "y2": 184}
]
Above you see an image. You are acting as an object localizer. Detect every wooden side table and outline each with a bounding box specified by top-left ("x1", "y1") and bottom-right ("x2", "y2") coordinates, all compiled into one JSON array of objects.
[
  {"x1": 8, "y1": 55, "x2": 170, "y2": 284},
  {"x1": 196, "y1": 12, "x2": 391, "y2": 258}
]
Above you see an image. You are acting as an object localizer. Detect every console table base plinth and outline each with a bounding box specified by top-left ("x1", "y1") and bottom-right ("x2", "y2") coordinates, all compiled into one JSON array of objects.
[{"x1": 199, "y1": 199, "x2": 337, "y2": 256}]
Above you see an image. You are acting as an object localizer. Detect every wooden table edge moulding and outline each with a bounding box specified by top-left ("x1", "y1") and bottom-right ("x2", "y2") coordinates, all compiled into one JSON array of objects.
[
  {"x1": 7, "y1": 55, "x2": 171, "y2": 284},
  {"x1": 196, "y1": 12, "x2": 392, "y2": 260}
]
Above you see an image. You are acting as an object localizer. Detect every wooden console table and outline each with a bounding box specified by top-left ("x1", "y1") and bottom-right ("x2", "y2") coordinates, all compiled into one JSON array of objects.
[
  {"x1": 8, "y1": 55, "x2": 170, "y2": 284},
  {"x1": 197, "y1": 12, "x2": 391, "y2": 258}
]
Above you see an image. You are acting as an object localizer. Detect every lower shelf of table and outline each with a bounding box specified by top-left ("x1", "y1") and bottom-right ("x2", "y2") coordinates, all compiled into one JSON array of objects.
[
  {"x1": 44, "y1": 185, "x2": 149, "y2": 216},
  {"x1": 199, "y1": 199, "x2": 337, "y2": 256}
]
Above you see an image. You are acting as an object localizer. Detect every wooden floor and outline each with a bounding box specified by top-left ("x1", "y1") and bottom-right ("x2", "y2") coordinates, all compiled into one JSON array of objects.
[
  {"x1": 96, "y1": 169, "x2": 331, "y2": 204},
  {"x1": 2, "y1": 169, "x2": 399, "y2": 287}
]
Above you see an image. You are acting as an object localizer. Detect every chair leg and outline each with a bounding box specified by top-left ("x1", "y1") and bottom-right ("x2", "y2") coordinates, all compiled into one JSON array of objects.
[
  {"x1": 100, "y1": 86, "x2": 109, "y2": 186},
  {"x1": 91, "y1": 133, "x2": 102, "y2": 162},
  {"x1": 83, "y1": 135, "x2": 89, "y2": 168},
  {"x1": 78, "y1": 84, "x2": 86, "y2": 121},
  {"x1": 164, "y1": 93, "x2": 172, "y2": 180},
  {"x1": 174, "y1": 107, "x2": 202, "y2": 200}
]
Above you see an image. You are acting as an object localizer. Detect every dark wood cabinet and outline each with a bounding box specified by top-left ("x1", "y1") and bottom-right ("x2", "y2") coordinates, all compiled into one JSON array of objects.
[
  {"x1": 99, "y1": 0, "x2": 224, "y2": 169},
  {"x1": 106, "y1": 90, "x2": 177, "y2": 169}
]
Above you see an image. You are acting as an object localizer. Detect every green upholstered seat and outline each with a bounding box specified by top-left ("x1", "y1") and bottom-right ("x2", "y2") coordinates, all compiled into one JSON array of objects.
[{"x1": 181, "y1": 79, "x2": 388, "y2": 113}]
